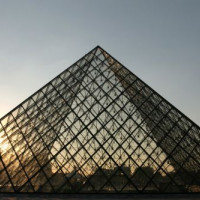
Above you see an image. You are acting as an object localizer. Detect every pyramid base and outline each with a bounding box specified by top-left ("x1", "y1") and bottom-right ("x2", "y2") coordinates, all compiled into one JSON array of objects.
[{"x1": 1, "y1": 193, "x2": 200, "y2": 200}]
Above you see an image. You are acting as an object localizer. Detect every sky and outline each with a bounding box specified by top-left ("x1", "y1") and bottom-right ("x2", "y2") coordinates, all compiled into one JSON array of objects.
[{"x1": 0, "y1": 0, "x2": 200, "y2": 125}]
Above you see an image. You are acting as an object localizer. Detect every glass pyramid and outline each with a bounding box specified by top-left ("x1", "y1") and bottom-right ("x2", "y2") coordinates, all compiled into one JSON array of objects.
[{"x1": 0, "y1": 46, "x2": 200, "y2": 194}]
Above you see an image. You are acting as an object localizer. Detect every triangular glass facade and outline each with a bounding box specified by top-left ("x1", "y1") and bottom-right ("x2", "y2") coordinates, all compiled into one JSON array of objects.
[{"x1": 0, "y1": 46, "x2": 200, "y2": 193}]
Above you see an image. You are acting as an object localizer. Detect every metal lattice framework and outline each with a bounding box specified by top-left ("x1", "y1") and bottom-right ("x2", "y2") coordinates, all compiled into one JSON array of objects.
[{"x1": 0, "y1": 46, "x2": 200, "y2": 193}]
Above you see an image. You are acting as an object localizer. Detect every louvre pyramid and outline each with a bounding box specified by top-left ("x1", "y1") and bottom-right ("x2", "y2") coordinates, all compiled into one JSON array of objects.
[{"x1": 0, "y1": 46, "x2": 200, "y2": 194}]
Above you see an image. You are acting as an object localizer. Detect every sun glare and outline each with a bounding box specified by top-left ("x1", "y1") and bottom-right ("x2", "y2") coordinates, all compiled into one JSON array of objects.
[{"x1": 0, "y1": 137, "x2": 9, "y2": 153}]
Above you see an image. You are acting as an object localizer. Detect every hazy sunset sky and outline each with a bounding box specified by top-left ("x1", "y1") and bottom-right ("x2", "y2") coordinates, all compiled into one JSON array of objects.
[{"x1": 0, "y1": 0, "x2": 200, "y2": 124}]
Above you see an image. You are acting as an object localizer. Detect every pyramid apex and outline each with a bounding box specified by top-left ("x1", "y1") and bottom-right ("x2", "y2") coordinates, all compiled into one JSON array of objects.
[
  {"x1": 95, "y1": 45, "x2": 102, "y2": 48},
  {"x1": 95, "y1": 45, "x2": 104, "y2": 50}
]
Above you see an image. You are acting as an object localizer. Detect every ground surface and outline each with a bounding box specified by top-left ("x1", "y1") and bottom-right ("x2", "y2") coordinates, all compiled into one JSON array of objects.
[{"x1": 0, "y1": 194, "x2": 200, "y2": 200}]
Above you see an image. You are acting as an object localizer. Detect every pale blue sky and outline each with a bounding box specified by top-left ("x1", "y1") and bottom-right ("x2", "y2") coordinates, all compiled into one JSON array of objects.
[{"x1": 0, "y1": 0, "x2": 200, "y2": 124}]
